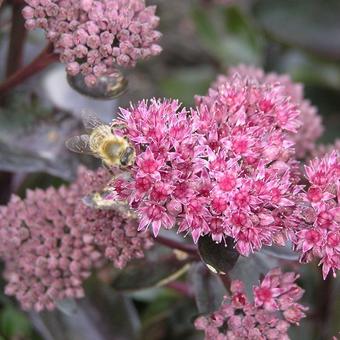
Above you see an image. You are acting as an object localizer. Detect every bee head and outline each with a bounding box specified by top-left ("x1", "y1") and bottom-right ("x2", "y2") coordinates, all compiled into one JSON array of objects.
[{"x1": 120, "y1": 146, "x2": 136, "y2": 167}]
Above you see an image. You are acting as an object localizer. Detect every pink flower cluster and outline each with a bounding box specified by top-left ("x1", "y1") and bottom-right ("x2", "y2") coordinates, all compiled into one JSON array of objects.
[
  {"x1": 214, "y1": 65, "x2": 324, "y2": 158},
  {"x1": 22, "y1": 0, "x2": 162, "y2": 86},
  {"x1": 294, "y1": 151, "x2": 340, "y2": 279},
  {"x1": 0, "y1": 167, "x2": 153, "y2": 311},
  {"x1": 111, "y1": 72, "x2": 303, "y2": 256},
  {"x1": 0, "y1": 184, "x2": 101, "y2": 311},
  {"x1": 195, "y1": 268, "x2": 307, "y2": 339}
]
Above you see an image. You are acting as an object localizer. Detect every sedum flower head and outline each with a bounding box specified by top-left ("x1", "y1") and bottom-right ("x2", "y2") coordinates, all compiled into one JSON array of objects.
[
  {"x1": 294, "y1": 151, "x2": 340, "y2": 279},
  {"x1": 111, "y1": 73, "x2": 303, "y2": 256},
  {"x1": 23, "y1": 0, "x2": 162, "y2": 86},
  {"x1": 214, "y1": 65, "x2": 324, "y2": 158},
  {"x1": 0, "y1": 167, "x2": 153, "y2": 311},
  {"x1": 0, "y1": 185, "x2": 101, "y2": 311},
  {"x1": 192, "y1": 75, "x2": 301, "y2": 255},
  {"x1": 195, "y1": 268, "x2": 307, "y2": 339}
]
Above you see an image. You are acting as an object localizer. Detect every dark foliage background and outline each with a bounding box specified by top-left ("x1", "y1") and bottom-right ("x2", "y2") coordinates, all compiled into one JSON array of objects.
[{"x1": 0, "y1": 0, "x2": 339, "y2": 339}]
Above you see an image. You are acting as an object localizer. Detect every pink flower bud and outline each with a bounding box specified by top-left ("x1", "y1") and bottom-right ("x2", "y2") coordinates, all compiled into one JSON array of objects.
[{"x1": 66, "y1": 62, "x2": 80, "y2": 76}]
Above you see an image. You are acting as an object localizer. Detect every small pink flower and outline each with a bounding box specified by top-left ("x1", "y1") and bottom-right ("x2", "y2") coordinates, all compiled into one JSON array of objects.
[
  {"x1": 138, "y1": 202, "x2": 174, "y2": 236},
  {"x1": 218, "y1": 173, "x2": 237, "y2": 192},
  {"x1": 195, "y1": 268, "x2": 307, "y2": 339},
  {"x1": 137, "y1": 148, "x2": 162, "y2": 176},
  {"x1": 283, "y1": 304, "x2": 307, "y2": 325}
]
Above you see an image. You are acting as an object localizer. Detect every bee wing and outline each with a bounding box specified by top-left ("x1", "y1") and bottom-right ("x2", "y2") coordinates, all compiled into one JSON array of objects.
[
  {"x1": 113, "y1": 201, "x2": 137, "y2": 219},
  {"x1": 102, "y1": 161, "x2": 114, "y2": 171},
  {"x1": 82, "y1": 188, "x2": 117, "y2": 210},
  {"x1": 81, "y1": 109, "x2": 104, "y2": 132},
  {"x1": 65, "y1": 135, "x2": 96, "y2": 155},
  {"x1": 111, "y1": 119, "x2": 127, "y2": 130}
]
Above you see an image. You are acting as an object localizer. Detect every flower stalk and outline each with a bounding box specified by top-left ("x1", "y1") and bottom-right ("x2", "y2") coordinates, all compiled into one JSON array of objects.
[
  {"x1": 6, "y1": 1, "x2": 27, "y2": 77},
  {"x1": 0, "y1": 43, "x2": 58, "y2": 96},
  {"x1": 153, "y1": 235, "x2": 199, "y2": 256}
]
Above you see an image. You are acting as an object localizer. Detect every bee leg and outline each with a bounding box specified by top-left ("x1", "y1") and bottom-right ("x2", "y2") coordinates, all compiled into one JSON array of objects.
[{"x1": 102, "y1": 161, "x2": 114, "y2": 173}]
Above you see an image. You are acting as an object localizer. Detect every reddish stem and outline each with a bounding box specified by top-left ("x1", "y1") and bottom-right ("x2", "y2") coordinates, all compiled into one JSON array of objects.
[
  {"x1": 154, "y1": 235, "x2": 198, "y2": 255},
  {"x1": 167, "y1": 281, "x2": 194, "y2": 298},
  {"x1": 0, "y1": 1, "x2": 29, "y2": 203},
  {"x1": 6, "y1": 1, "x2": 27, "y2": 77},
  {"x1": 0, "y1": 43, "x2": 58, "y2": 95}
]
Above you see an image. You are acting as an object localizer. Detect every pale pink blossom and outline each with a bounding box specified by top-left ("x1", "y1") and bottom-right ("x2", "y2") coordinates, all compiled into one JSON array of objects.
[
  {"x1": 0, "y1": 167, "x2": 153, "y2": 311},
  {"x1": 22, "y1": 0, "x2": 162, "y2": 86}
]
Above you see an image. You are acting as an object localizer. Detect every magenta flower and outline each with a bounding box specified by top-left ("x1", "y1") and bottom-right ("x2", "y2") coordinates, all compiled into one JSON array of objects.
[
  {"x1": 138, "y1": 202, "x2": 175, "y2": 237},
  {"x1": 23, "y1": 0, "x2": 162, "y2": 86},
  {"x1": 195, "y1": 268, "x2": 307, "y2": 339},
  {"x1": 294, "y1": 151, "x2": 339, "y2": 279},
  {"x1": 0, "y1": 167, "x2": 153, "y2": 311},
  {"x1": 214, "y1": 65, "x2": 324, "y2": 158},
  {"x1": 110, "y1": 72, "x2": 303, "y2": 256}
]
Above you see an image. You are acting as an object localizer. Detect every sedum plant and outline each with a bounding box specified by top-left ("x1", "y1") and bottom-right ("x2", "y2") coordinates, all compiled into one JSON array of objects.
[{"x1": 0, "y1": 0, "x2": 339, "y2": 339}]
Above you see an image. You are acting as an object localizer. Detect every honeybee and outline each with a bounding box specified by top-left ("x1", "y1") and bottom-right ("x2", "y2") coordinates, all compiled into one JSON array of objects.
[
  {"x1": 82, "y1": 186, "x2": 117, "y2": 210},
  {"x1": 65, "y1": 110, "x2": 135, "y2": 168},
  {"x1": 83, "y1": 186, "x2": 137, "y2": 218}
]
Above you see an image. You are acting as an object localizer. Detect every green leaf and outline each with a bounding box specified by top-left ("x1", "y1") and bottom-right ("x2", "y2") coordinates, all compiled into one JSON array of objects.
[
  {"x1": 254, "y1": 0, "x2": 340, "y2": 60},
  {"x1": 0, "y1": 305, "x2": 32, "y2": 338},
  {"x1": 216, "y1": 36, "x2": 262, "y2": 66},
  {"x1": 192, "y1": 7, "x2": 220, "y2": 45},
  {"x1": 192, "y1": 5, "x2": 263, "y2": 66},
  {"x1": 140, "y1": 290, "x2": 179, "y2": 323},
  {"x1": 111, "y1": 257, "x2": 190, "y2": 292},
  {"x1": 224, "y1": 6, "x2": 260, "y2": 52},
  {"x1": 160, "y1": 66, "x2": 215, "y2": 106},
  {"x1": 189, "y1": 262, "x2": 226, "y2": 314},
  {"x1": 277, "y1": 50, "x2": 340, "y2": 91},
  {"x1": 139, "y1": 292, "x2": 198, "y2": 340},
  {"x1": 198, "y1": 235, "x2": 239, "y2": 274}
]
